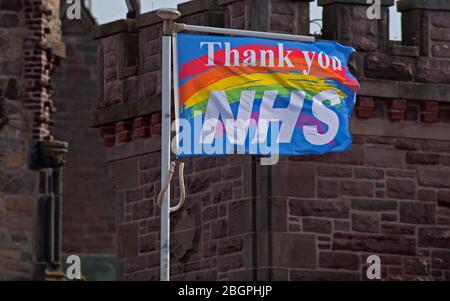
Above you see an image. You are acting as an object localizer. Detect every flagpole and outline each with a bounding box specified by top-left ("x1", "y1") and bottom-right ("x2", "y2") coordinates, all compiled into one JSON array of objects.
[
  {"x1": 174, "y1": 23, "x2": 315, "y2": 42},
  {"x1": 157, "y1": 7, "x2": 180, "y2": 282}
]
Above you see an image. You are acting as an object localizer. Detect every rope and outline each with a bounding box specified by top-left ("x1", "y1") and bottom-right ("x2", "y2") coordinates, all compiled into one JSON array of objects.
[{"x1": 156, "y1": 160, "x2": 185, "y2": 213}]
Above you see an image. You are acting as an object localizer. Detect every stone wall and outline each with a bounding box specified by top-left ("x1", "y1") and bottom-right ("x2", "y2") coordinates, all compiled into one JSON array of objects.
[
  {"x1": 92, "y1": 0, "x2": 450, "y2": 281},
  {"x1": 52, "y1": 3, "x2": 116, "y2": 259},
  {"x1": 0, "y1": 1, "x2": 35, "y2": 280},
  {"x1": 0, "y1": 0, "x2": 66, "y2": 280},
  {"x1": 221, "y1": 0, "x2": 312, "y2": 34}
]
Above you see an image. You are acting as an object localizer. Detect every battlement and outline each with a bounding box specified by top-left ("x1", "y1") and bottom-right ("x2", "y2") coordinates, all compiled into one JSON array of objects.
[{"x1": 91, "y1": 0, "x2": 450, "y2": 144}]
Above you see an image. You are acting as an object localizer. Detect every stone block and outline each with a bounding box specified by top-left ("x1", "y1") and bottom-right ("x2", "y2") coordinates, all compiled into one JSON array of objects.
[
  {"x1": 302, "y1": 218, "x2": 332, "y2": 234},
  {"x1": 340, "y1": 181, "x2": 374, "y2": 197},
  {"x1": 352, "y1": 212, "x2": 379, "y2": 233},
  {"x1": 418, "y1": 227, "x2": 450, "y2": 248},
  {"x1": 417, "y1": 168, "x2": 450, "y2": 188},
  {"x1": 270, "y1": 162, "x2": 315, "y2": 197},
  {"x1": 333, "y1": 232, "x2": 416, "y2": 255},
  {"x1": 400, "y1": 202, "x2": 435, "y2": 224},
  {"x1": 272, "y1": 233, "x2": 316, "y2": 268},
  {"x1": 290, "y1": 199, "x2": 349, "y2": 219},
  {"x1": 351, "y1": 199, "x2": 397, "y2": 211},
  {"x1": 319, "y1": 251, "x2": 360, "y2": 270},
  {"x1": 387, "y1": 179, "x2": 416, "y2": 199},
  {"x1": 117, "y1": 223, "x2": 139, "y2": 258}
]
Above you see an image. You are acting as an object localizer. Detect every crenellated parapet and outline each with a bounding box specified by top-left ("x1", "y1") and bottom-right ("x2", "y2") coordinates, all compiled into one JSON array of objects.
[
  {"x1": 219, "y1": 0, "x2": 313, "y2": 35},
  {"x1": 317, "y1": 0, "x2": 450, "y2": 123},
  {"x1": 92, "y1": 0, "x2": 450, "y2": 147},
  {"x1": 319, "y1": 0, "x2": 394, "y2": 52},
  {"x1": 398, "y1": 0, "x2": 450, "y2": 57}
]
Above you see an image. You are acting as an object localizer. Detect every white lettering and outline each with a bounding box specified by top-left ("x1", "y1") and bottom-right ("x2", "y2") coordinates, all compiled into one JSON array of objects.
[
  {"x1": 200, "y1": 42, "x2": 222, "y2": 66},
  {"x1": 302, "y1": 51, "x2": 316, "y2": 75},
  {"x1": 303, "y1": 90, "x2": 340, "y2": 145},
  {"x1": 242, "y1": 49, "x2": 257, "y2": 66},
  {"x1": 254, "y1": 90, "x2": 305, "y2": 143},
  {"x1": 331, "y1": 56, "x2": 343, "y2": 71},
  {"x1": 224, "y1": 42, "x2": 240, "y2": 66},
  {"x1": 318, "y1": 52, "x2": 330, "y2": 69},
  {"x1": 277, "y1": 43, "x2": 294, "y2": 67},
  {"x1": 201, "y1": 90, "x2": 255, "y2": 145},
  {"x1": 260, "y1": 49, "x2": 275, "y2": 67}
]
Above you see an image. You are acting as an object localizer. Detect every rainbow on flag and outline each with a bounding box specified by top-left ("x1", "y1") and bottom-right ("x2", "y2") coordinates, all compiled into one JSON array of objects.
[{"x1": 175, "y1": 33, "x2": 359, "y2": 156}]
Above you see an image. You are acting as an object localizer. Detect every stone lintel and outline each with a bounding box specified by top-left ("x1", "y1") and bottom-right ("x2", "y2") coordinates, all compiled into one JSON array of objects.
[{"x1": 359, "y1": 80, "x2": 450, "y2": 103}]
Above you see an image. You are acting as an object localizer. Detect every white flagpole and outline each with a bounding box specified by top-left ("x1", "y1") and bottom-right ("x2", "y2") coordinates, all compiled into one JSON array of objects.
[
  {"x1": 157, "y1": 8, "x2": 180, "y2": 282},
  {"x1": 172, "y1": 34, "x2": 180, "y2": 155},
  {"x1": 175, "y1": 23, "x2": 315, "y2": 42}
]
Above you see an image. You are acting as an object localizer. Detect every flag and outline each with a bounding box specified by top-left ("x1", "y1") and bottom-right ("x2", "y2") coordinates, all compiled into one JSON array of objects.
[{"x1": 175, "y1": 33, "x2": 359, "y2": 156}]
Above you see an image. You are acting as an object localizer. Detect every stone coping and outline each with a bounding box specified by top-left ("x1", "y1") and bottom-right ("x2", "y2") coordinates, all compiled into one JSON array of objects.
[
  {"x1": 350, "y1": 118, "x2": 450, "y2": 142},
  {"x1": 135, "y1": 11, "x2": 161, "y2": 28},
  {"x1": 219, "y1": 0, "x2": 313, "y2": 4},
  {"x1": 397, "y1": 0, "x2": 450, "y2": 12},
  {"x1": 105, "y1": 136, "x2": 161, "y2": 162},
  {"x1": 179, "y1": 0, "x2": 222, "y2": 16},
  {"x1": 92, "y1": 93, "x2": 161, "y2": 127},
  {"x1": 359, "y1": 80, "x2": 450, "y2": 103},
  {"x1": 92, "y1": 19, "x2": 136, "y2": 39},
  {"x1": 318, "y1": 0, "x2": 394, "y2": 6}
]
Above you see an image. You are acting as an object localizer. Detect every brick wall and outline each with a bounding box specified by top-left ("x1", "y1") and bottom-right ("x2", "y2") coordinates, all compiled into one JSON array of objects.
[
  {"x1": 92, "y1": 0, "x2": 450, "y2": 281},
  {"x1": 0, "y1": 0, "x2": 66, "y2": 280}
]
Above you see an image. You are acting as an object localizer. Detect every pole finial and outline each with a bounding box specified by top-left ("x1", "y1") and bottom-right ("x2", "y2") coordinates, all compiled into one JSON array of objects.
[
  {"x1": 157, "y1": 8, "x2": 181, "y2": 35},
  {"x1": 157, "y1": 7, "x2": 181, "y2": 21}
]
